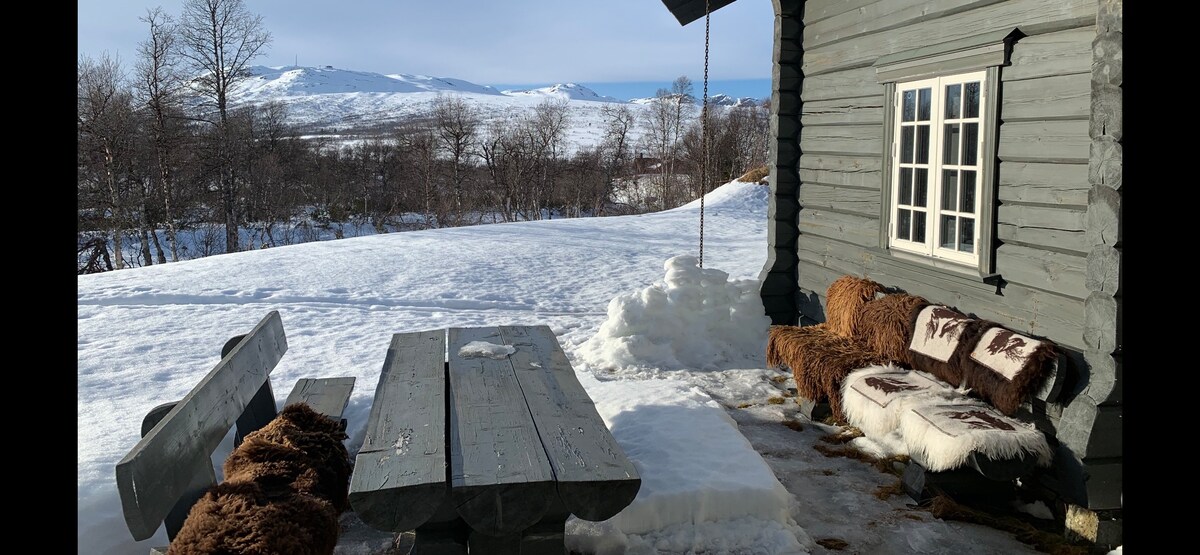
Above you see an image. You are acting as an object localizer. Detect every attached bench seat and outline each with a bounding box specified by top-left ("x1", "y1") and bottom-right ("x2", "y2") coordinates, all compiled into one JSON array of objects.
[{"x1": 768, "y1": 275, "x2": 1065, "y2": 498}]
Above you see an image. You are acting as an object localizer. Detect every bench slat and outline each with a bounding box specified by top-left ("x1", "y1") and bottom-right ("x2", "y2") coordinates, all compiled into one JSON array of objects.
[
  {"x1": 115, "y1": 310, "x2": 288, "y2": 541},
  {"x1": 448, "y1": 327, "x2": 555, "y2": 537},
  {"x1": 285, "y1": 377, "x2": 356, "y2": 420},
  {"x1": 499, "y1": 325, "x2": 641, "y2": 521},
  {"x1": 349, "y1": 331, "x2": 448, "y2": 533}
]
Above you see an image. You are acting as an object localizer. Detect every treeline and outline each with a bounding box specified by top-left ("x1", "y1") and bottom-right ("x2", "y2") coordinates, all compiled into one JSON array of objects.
[{"x1": 77, "y1": 0, "x2": 769, "y2": 273}]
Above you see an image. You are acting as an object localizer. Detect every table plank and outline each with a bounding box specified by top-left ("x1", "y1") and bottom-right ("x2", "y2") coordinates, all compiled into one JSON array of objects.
[
  {"x1": 447, "y1": 327, "x2": 555, "y2": 537},
  {"x1": 284, "y1": 377, "x2": 356, "y2": 420},
  {"x1": 500, "y1": 325, "x2": 641, "y2": 521},
  {"x1": 349, "y1": 331, "x2": 448, "y2": 532}
]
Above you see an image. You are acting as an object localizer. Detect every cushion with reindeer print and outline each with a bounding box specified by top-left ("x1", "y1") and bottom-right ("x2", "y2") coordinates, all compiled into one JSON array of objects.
[
  {"x1": 907, "y1": 304, "x2": 990, "y2": 388},
  {"x1": 960, "y1": 325, "x2": 1059, "y2": 416}
]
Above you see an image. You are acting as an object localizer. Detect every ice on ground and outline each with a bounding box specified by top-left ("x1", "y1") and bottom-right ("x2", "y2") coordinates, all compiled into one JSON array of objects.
[{"x1": 458, "y1": 340, "x2": 516, "y2": 359}]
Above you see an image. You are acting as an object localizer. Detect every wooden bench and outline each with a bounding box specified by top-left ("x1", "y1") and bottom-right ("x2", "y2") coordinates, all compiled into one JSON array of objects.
[
  {"x1": 114, "y1": 310, "x2": 356, "y2": 554},
  {"x1": 349, "y1": 325, "x2": 641, "y2": 555}
]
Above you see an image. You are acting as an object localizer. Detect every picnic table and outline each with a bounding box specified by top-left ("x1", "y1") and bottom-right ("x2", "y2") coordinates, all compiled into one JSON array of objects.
[{"x1": 348, "y1": 325, "x2": 641, "y2": 554}]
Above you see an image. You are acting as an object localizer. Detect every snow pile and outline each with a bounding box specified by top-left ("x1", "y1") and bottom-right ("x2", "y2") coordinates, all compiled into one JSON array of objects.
[
  {"x1": 565, "y1": 373, "x2": 811, "y2": 554},
  {"x1": 577, "y1": 254, "x2": 770, "y2": 372}
]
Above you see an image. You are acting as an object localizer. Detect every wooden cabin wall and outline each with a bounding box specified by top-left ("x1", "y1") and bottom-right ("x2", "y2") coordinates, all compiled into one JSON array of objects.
[{"x1": 774, "y1": 0, "x2": 1120, "y2": 511}]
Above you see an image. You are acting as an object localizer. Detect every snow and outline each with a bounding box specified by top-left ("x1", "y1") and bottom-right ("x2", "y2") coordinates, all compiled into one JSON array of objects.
[
  {"x1": 79, "y1": 179, "x2": 1073, "y2": 555},
  {"x1": 457, "y1": 340, "x2": 517, "y2": 359}
]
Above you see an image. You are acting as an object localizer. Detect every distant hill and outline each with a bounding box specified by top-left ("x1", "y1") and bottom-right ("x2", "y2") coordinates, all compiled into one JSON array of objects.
[{"x1": 220, "y1": 65, "x2": 763, "y2": 151}]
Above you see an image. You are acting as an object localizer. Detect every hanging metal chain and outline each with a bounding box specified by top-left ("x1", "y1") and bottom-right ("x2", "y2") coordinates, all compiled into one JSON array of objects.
[{"x1": 699, "y1": 0, "x2": 711, "y2": 268}]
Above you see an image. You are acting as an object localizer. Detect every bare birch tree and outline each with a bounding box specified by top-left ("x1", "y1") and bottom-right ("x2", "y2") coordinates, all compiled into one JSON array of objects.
[{"x1": 177, "y1": 0, "x2": 271, "y2": 253}]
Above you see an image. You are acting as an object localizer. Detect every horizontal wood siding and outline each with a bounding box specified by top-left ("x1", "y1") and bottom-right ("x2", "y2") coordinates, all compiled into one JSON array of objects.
[
  {"x1": 1001, "y1": 73, "x2": 1091, "y2": 122},
  {"x1": 1004, "y1": 27, "x2": 1094, "y2": 82},
  {"x1": 798, "y1": 209, "x2": 880, "y2": 248},
  {"x1": 803, "y1": 67, "x2": 883, "y2": 102},
  {"x1": 800, "y1": 124, "x2": 883, "y2": 156},
  {"x1": 998, "y1": 162, "x2": 1090, "y2": 205},
  {"x1": 998, "y1": 120, "x2": 1090, "y2": 163},
  {"x1": 997, "y1": 203, "x2": 1088, "y2": 254},
  {"x1": 802, "y1": 97, "x2": 885, "y2": 126},
  {"x1": 803, "y1": 0, "x2": 1095, "y2": 76},
  {"x1": 798, "y1": 184, "x2": 880, "y2": 215},
  {"x1": 799, "y1": 154, "x2": 882, "y2": 189}
]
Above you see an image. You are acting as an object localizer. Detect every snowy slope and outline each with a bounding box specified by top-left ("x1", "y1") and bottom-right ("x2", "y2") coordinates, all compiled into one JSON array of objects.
[{"x1": 501, "y1": 82, "x2": 624, "y2": 103}]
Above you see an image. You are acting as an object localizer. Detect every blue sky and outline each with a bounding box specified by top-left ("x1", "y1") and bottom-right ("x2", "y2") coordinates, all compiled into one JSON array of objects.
[{"x1": 77, "y1": 0, "x2": 775, "y2": 100}]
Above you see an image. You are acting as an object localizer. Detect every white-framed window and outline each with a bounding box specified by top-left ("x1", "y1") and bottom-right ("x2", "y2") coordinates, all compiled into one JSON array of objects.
[
  {"x1": 874, "y1": 28, "x2": 1019, "y2": 279},
  {"x1": 889, "y1": 71, "x2": 986, "y2": 266}
]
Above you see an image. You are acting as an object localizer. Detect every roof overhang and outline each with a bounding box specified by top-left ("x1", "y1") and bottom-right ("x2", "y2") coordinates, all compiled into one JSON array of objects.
[{"x1": 660, "y1": 0, "x2": 739, "y2": 26}]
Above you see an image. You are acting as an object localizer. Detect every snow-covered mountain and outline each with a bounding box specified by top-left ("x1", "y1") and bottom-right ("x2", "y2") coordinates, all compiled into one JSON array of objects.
[
  {"x1": 223, "y1": 65, "x2": 762, "y2": 151},
  {"x1": 629, "y1": 92, "x2": 761, "y2": 107}
]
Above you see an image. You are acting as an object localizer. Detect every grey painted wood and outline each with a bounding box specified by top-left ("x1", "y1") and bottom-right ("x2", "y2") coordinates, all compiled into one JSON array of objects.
[
  {"x1": 498, "y1": 326, "x2": 641, "y2": 521},
  {"x1": 803, "y1": 0, "x2": 1096, "y2": 76},
  {"x1": 998, "y1": 120, "x2": 1090, "y2": 163},
  {"x1": 1032, "y1": 354, "x2": 1064, "y2": 403},
  {"x1": 1085, "y1": 185, "x2": 1120, "y2": 248},
  {"x1": 1088, "y1": 136, "x2": 1122, "y2": 190},
  {"x1": 349, "y1": 330, "x2": 448, "y2": 533},
  {"x1": 1080, "y1": 459, "x2": 1122, "y2": 510},
  {"x1": 1083, "y1": 291, "x2": 1118, "y2": 354},
  {"x1": 1003, "y1": 27, "x2": 1094, "y2": 82},
  {"x1": 1085, "y1": 246, "x2": 1120, "y2": 295},
  {"x1": 798, "y1": 184, "x2": 880, "y2": 216},
  {"x1": 1001, "y1": 74, "x2": 1091, "y2": 122},
  {"x1": 998, "y1": 162, "x2": 1090, "y2": 205},
  {"x1": 138, "y1": 401, "x2": 216, "y2": 543},
  {"x1": 800, "y1": 124, "x2": 883, "y2": 156},
  {"x1": 284, "y1": 377, "x2": 356, "y2": 419},
  {"x1": 235, "y1": 381, "x2": 277, "y2": 447},
  {"x1": 447, "y1": 327, "x2": 555, "y2": 537},
  {"x1": 802, "y1": 67, "x2": 883, "y2": 102},
  {"x1": 799, "y1": 154, "x2": 882, "y2": 189},
  {"x1": 804, "y1": 0, "x2": 1004, "y2": 52},
  {"x1": 1057, "y1": 398, "x2": 1121, "y2": 459},
  {"x1": 115, "y1": 310, "x2": 287, "y2": 541},
  {"x1": 803, "y1": 0, "x2": 877, "y2": 26},
  {"x1": 967, "y1": 451, "x2": 1036, "y2": 481},
  {"x1": 801, "y1": 97, "x2": 885, "y2": 126},
  {"x1": 995, "y1": 244, "x2": 1087, "y2": 299},
  {"x1": 1080, "y1": 350, "x2": 1121, "y2": 405},
  {"x1": 997, "y1": 224, "x2": 1087, "y2": 256},
  {"x1": 798, "y1": 209, "x2": 880, "y2": 248}
]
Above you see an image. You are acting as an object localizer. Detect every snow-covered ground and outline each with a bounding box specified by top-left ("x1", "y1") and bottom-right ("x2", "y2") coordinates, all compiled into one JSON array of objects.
[{"x1": 78, "y1": 180, "x2": 1069, "y2": 554}]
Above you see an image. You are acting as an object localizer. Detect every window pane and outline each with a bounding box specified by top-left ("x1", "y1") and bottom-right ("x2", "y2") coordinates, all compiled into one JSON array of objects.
[
  {"x1": 942, "y1": 170, "x2": 958, "y2": 211},
  {"x1": 943, "y1": 123, "x2": 960, "y2": 165},
  {"x1": 899, "y1": 168, "x2": 913, "y2": 206},
  {"x1": 897, "y1": 209, "x2": 911, "y2": 240},
  {"x1": 913, "y1": 211, "x2": 927, "y2": 243},
  {"x1": 945, "y1": 83, "x2": 962, "y2": 119},
  {"x1": 902, "y1": 90, "x2": 916, "y2": 122},
  {"x1": 918, "y1": 88, "x2": 931, "y2": 121},
  {"x1": 916, "y1": 125, "x2": 930, "y2": 165},
  {"x1": 901, "y1": 126, "x2": 914, "y2": 164},
  {"x1": 960, "y1": 171, "x2": 977, "y2": 214},
  {"x1": 959, "y1": 218, "x2": 975, "y2": 253},
  {"x1": 940, "y1": 215, "x2": 956, "y2": 250},
  {"x1": 963, "y1": 122, "x2": 979, "y2": 166},
  {"x1": 964, "y1": 81, "x2": 980, "y2": 118},
  {"x1": 914, "y1": 168, "x2": 928, "y2": 208}
]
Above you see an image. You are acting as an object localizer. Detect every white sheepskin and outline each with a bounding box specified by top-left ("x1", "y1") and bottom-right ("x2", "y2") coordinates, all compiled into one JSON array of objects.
[
  {"x1": 840, "y1": 365, "x2": 967, "y2": 439},
  {"x1": 899, "y1": 402, "x2": 1053, "y2": 472}
]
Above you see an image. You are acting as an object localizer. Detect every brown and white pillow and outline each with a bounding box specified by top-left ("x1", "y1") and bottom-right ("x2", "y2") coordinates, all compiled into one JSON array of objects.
[
  {"x1": 960, "y1": 325, "x2": 1059, "y2": 415},
  {"x1": 907, "y1": 304, "x2": 987, "y2": 387}
]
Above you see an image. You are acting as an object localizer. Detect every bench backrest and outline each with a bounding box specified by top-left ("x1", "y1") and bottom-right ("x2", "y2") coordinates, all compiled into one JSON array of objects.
[{"x1": 115, "y1": 311, "x2": 288, "y2": 541}]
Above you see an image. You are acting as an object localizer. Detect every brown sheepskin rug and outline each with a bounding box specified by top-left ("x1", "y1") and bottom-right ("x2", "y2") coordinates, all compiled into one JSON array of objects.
[
  {"x1": 856, "y1": 293, "x2": 929, "y2": 367},
  {"x1": 823, "y1": 275, "x2": 884, "y2": 338},
  {"x1": 767, "y1": 324, "x2": 888, "y2": 423},
  {"x1": 168, "y1": 403, "x2": 352, "y2": 555}
]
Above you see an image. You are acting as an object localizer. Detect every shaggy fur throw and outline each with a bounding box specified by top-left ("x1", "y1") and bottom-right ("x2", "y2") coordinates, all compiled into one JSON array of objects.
[
  {"x1": 840, "y1": 365, "x2": 965, "y2": 439},
  {"x1": 767, "y1": 324, "x2": 887, "y2": 423},
  {"x1": 169, "y1": 403, "x2": 352, "y2": 555},
  {"x1": 823, "y1": 275, "x2": 884, "y2": 338},
  {"x1": 906, "y1": 304, "x2": 991, "y2": 388},
  {"x1": 899, "y1": 402, "x2": 1052, "y2": 472},
  {"x1": 959, "y1": 325, "x2": 1060, "y2": 416},
  {"x1": 856, "y1": 293, "x2": 928, "y2": 366}
]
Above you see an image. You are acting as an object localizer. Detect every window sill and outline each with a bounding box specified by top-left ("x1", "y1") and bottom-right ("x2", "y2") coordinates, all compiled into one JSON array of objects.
[{"x1": 869, "y1": 247, "x2": 1002, "y2": 294}]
